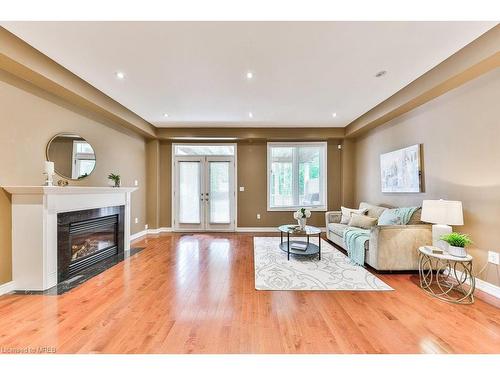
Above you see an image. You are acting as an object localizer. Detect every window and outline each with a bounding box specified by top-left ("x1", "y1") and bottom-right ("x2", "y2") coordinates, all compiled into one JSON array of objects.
[
  {"x1": 267, "y1": 142, "x2": 327, "y2": 211},
  {"x1": 174, "y1": 144, "x2": 235, "y2": 156}
]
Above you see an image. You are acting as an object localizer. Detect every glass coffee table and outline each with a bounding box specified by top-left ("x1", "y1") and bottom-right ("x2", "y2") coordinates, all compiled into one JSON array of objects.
[{"x1": 278, "y1": 224, "x2": 321, "y2": 261}]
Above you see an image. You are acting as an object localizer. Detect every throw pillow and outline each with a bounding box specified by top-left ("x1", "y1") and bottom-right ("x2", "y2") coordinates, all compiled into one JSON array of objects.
[
  {"x1": 348, "y1": 213, "x2": 378, "y2": 229},
  {"x1": 378, "y1": 209, "x2": 402, "y2": 225},
  {"x1": 340, "y1": 206, "x2": 368, "y2": 224}
]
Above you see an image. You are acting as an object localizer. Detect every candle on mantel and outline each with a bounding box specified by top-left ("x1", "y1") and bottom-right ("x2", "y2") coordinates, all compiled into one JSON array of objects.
[{"x1": 44, "y1": 161, "x2": 55, "y2": 175}]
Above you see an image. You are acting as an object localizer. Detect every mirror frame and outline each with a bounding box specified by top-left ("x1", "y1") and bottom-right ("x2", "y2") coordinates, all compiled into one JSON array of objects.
[{"x1": 46, "y1": 132, "x2": 97, "y2": 181}]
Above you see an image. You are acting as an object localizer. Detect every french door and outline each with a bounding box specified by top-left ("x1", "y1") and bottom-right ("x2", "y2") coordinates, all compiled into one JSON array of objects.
[{"x1": 173, "y1": 156, "x2": 235, "y2": 231}]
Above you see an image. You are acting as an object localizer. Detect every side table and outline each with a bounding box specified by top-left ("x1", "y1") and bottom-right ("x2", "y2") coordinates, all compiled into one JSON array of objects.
[{"x1": 418, "y1": 246, "x2": 475, "y2": 304}]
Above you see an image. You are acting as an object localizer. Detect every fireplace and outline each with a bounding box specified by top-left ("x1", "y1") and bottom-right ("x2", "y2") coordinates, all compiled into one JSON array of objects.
[{"x1": 58, "y1": 206, "x2": 124, "y2": 282}]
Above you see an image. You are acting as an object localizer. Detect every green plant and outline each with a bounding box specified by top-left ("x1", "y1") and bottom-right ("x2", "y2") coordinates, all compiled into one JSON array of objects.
[
  {"x1": 108, "y1": 173, "x2": 121, "y2": 186},
  {"x1": 440, "y1": 232, "x2": 472, "y2": 248}
]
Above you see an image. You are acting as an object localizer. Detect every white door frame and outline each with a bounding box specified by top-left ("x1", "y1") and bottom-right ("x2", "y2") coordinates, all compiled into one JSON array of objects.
[{"x1": 171, "y1": 143, "x2": 238, "y2": 232}]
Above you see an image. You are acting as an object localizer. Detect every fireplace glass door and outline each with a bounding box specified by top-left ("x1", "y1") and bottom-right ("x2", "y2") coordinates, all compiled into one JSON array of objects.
[{"x1": 68, "y1": 215, "x2": 119, "y2": 275}]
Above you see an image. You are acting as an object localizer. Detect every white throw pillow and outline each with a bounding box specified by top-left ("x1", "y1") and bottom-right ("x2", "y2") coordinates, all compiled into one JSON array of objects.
[
  {"x1": 340, "y1": 206, "x2": 368, "y2": 224},
  {"x1": 348, "y1": 213, "x2": 378, "y2": 229}
]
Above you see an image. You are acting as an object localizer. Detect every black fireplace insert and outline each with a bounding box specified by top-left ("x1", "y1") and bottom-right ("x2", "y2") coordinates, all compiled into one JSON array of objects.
[{"x1": 58, "y1": 206, "x2": 124, "y2": 282}]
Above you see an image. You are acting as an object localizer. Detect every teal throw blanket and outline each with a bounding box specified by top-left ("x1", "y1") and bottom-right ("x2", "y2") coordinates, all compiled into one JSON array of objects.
[
  {"x1": 377, "y1": 206, "x2": 419, "y2": 226},
  {"x1": 343, "y1": 227, "x2": 370, "y2": 266}
]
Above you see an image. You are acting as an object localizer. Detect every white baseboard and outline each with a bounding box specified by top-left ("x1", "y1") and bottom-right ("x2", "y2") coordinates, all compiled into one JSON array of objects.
[
  {"x1": 130, "y1": 227, "x2": 174, "y2": 242},
  {"x1": 453, "y1": 269, "x2": 500, "y2": 300},
  {"x1": 0, "y1": 281, "x2": 15, "y2": 296}
]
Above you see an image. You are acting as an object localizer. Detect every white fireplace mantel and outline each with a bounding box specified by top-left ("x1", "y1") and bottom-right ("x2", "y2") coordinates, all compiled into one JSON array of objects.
[{"x1": 2, "y1": 186, "x2": 138, "y2": 291}]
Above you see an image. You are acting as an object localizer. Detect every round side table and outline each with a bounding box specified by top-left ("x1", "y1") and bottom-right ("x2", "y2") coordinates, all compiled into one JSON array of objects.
[{"x1": 418, "y1": 246, "x2": 475, "y2": 304}]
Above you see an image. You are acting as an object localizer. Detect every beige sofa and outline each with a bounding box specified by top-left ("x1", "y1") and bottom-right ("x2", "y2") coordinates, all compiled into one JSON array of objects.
[{"x1": 325, "y1": 202, "x2": 431, "y2": 271}]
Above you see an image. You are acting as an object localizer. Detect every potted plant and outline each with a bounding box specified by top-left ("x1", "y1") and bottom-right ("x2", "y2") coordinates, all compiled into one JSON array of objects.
[
  {"x1": 108, "y1": 173, "x2": 121, "y2": 188},
  {"x1": 293, "y1": 208, "x2": 311, "y2": 230},
  {"x1": 440, "y1": 232, "x2": 472, "y2": 258}
]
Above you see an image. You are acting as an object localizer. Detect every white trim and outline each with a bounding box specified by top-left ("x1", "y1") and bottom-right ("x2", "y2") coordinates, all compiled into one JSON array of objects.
[
  {"x1": 0, "y1": 281, "x2": 15, "y2": 296},
  {"x1": 267, "y1": 141, "x2": 328, "y2": 212},
  {"x1": 130, "y1": 227, "x2": 174, "y2": 242},
  {"x1": 454, "y1": 269, "x2": 500, "y2": 299}
]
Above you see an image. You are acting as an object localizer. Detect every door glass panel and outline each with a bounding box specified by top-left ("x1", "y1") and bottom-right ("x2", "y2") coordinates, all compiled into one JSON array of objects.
[
  {"x1": 179, "y1": 161, "x2": 201, "y2": 224},
  {"x1": 209, "y1": 161, "x2": 230, "y2": 223}
]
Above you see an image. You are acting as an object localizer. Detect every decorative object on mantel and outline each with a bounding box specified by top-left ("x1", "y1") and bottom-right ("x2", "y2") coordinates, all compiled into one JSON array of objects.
[
  {"x1": 43, "y1": 161, "x2": 55, "y2": 186},
  {"x1": 108, "y1": 173, "x2": 121, "y2": 187},
  {"x1": 380, "y1": 144, "x2": 422, "y2": 193},
  {"x1": 421, "y1": 199, "x2": 464, "y2": 250},
  {"x1": 293, "y1": 207, "x2": 311, "y2": 230},
  {"x1": 440, "y1": 232, "x2": 472, "y2": 258},
  {"x1": 57, "y1": 179, "x2": 69, "y2": 187}
]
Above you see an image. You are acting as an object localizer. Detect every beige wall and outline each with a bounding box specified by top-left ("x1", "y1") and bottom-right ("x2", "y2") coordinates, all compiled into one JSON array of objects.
[
  {"x1": 158, "y1": 142, "x2": 172, "y2": 228},
  {"x1": 0, "y1": 69, "x2": 147, "y2": 284},
  {"x1": 354, "y1": 68, "x2": 500, "y2": 286}
]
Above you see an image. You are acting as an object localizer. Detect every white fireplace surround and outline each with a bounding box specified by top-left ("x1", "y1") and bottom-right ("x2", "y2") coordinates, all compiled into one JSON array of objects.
[{"x1": 2, "y1": 186, "x2": 137, "y2": 291}]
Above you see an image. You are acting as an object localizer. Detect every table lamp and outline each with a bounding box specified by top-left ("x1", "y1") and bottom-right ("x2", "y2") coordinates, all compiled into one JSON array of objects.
[{"x1": 421, "y1": 200, "x2": 463, "y2": 250}]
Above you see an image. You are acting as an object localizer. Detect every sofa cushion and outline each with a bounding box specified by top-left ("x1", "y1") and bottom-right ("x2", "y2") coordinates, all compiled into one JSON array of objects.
[
  {"x1": 340, "y1": 206, "x2": 368, "y2": 224},
  {"x1": 359, "y1": 202, "x2": 388, "y2": 219},
  {"x1": 348, "y1": 213, "x2": 378, "y2": 229},
  {"x1": 327, "y1": 223, "x2": 348, "y2": 237}
]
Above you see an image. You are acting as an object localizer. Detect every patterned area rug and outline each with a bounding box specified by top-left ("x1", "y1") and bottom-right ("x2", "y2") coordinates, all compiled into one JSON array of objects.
[{"x1": 254, "y1": 237, "x2": 393, "y2": 291}]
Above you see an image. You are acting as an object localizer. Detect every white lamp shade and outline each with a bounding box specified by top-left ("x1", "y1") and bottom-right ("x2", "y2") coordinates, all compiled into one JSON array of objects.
[{"x1": 421, "y1": 200, "x2": 464, "y2": 226}]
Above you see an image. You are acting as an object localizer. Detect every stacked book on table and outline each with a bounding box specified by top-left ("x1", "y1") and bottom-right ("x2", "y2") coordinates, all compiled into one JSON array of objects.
[{"x1": 290, "y1": 242, "x2": 308, "y2": 251}]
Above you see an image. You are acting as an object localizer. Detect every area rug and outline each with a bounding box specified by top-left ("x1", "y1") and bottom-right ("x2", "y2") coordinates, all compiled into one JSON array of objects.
[{"x1": 253, "y1": 237, "x2": 393, "y2": 291}]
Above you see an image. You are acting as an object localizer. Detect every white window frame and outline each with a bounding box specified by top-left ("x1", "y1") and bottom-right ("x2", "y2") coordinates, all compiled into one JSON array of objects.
[{"x1": 267, "y1": 141, "x2": 328, "y2": 212}]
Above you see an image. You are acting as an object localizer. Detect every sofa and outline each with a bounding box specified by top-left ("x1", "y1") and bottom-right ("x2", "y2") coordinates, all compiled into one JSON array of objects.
[{"x1": 325, "y1": 202, "x2": 432, "y2": 271}]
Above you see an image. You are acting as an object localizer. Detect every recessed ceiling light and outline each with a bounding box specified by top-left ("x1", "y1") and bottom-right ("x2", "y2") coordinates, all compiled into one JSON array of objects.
[
  {"x1": 163, "y1": 113, "x2": 169, "y2": 118},
  {"x1": 115, "y1": 71, "x2": 125, "y2": 79},
  {"x1": 332, "y1": 113, "x2": 337, "y2": 118},
  {"x1": 248, "y1": 112, "x2": 253, "y2": 118},
  {"x1": 375, "y1": 70, "x2": 387, "y2": 78},
  {"x1": 246, "y1": 71, "x2": 253, "y2": 80}
]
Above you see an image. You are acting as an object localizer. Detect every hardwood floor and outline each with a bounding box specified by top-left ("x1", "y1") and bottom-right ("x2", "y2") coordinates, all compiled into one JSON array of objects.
[{"x1": 0, "y1": 233, "x2": 499, "y2": 354}]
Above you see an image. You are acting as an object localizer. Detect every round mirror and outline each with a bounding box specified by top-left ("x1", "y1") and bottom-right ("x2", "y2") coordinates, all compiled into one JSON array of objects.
[{"x1": 46, "y1": 133, "x2": 96, "y2": 180}]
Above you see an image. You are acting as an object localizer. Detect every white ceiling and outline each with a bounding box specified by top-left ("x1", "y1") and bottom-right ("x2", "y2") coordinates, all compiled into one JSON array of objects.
[{"x1": 2, "y1": 21, "x2": 496, "y2": 128}]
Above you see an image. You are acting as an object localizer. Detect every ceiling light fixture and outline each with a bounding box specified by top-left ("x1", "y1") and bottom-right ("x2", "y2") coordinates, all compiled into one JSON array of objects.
[
  {"x1": 246, "y1": 71, "x2": 253, "y2": 80},
  {"x1": 332, "y1": 112, "x2": 337, "y2": 118},
  {"x1": 115, "y1": 71, "x2": 125, "y2": 79},
  {"x1": 248, "y1": 112, "x2": 253, "y2": 118},
  {"x1": 163, "y1": 113, "x2": 169, "y2": 118},
  {"x1": 375, "y1": 70, "x2": 387, "y2": 78}
]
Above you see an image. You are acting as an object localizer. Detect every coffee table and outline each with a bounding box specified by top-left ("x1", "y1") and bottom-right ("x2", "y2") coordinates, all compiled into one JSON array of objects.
[{"x1": 278, "y1": 224, "x2": 321, "y2": 261}]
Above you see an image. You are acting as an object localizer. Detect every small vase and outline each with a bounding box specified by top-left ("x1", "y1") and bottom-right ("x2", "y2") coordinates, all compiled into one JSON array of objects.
[
  {"x1": 297, "y1": 218, "x2": 307, "y2": 230},
  {"x1": 448, "y1": 245, "x2": 467, "y2": 258},
  {"x1": 114, "y1": 180, "x2": 121, "y2": 188}
]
